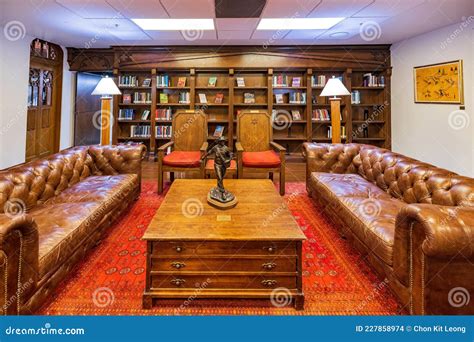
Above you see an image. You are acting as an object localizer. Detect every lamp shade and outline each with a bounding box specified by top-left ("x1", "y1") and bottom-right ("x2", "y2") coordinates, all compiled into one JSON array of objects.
[
  {"x1": 320, "y1": 76, "x2": 350, "y2": 97},
  {"x1": 91, "y1": 76, "x2": 121, "y2": 96}
]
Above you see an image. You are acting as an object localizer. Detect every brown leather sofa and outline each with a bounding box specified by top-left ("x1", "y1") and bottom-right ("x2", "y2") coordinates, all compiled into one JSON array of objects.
[
  {"x1": 303, "y1": 143, "x2": 474, "y2": 315},
  {"x1": 0, "y1": 143, "x2": 146, "y2": 314}
]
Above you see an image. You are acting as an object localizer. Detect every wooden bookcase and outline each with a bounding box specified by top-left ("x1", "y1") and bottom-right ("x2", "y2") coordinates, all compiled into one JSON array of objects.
[{"x1": 70, "y1": 46, "x2": 391, "y2": 160}]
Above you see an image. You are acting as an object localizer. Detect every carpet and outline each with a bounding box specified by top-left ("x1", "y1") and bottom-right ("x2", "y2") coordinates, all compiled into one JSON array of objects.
[{"x1": 38, "y1": 181, "x2": 401, "y2": 315}]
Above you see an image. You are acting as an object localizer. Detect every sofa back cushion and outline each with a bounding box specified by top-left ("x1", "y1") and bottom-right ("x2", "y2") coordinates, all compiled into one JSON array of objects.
[
  {"x1": 356, "y1": 145, "x2": 474, "y2": 206},
  {"x1": 0, "y1": 147, "x2": 95, "y2": 213}
]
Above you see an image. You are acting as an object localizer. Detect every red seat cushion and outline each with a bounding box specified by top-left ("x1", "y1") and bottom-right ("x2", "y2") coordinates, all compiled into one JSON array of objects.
[
  {"x1": 163, "y1": 151, "x2": 201, "y2": 167},
  {"x1": 242, "y1": 150, "x2": 281, "y2": 168},
  {"x1": 206, "y1": 159, "x2": 237, "y2": 171}
]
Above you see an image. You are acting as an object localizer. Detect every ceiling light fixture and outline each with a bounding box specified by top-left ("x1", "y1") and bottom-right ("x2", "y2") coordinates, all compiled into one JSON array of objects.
[
  {"x1": 257, "y1": 18, "x2": 344, "y2": 30},
  {"x1": 131, "y1": 19, "x2": 214, "y2": 31}
]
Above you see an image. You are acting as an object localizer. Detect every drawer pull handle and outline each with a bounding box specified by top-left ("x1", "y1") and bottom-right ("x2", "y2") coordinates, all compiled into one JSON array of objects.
[
  {"x1": 171, "y1": 262, "x2": 186, "y2": 269},
  {"x1": 175, "y1": 246, "x2": 183, "y2": 253},
  {"x1": 170, "y1": 278, "x2": 186, "y2": 286},
  {"x1": 262, "y1": 262, "x2": 276, "y2": 270},
  {"x1": 264, "y1": 246, "x2": 276, "y2": 253},
  {"x1": 261, "y1": 279, "x2": 277, "y2": 287}
]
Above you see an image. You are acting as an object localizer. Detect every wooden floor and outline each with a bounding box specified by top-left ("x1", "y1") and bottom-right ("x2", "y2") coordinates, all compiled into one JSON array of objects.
[{"x1": 142, "y1": 158, "x2": 306, "y2": 183}]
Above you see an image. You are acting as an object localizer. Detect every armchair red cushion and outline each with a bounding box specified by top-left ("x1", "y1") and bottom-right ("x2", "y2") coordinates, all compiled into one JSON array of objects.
[
  {"x1": 242, "y1": 150, "x2": 281, "y2": 168},
  {"x1": 163, "y1": 151, "x2": 202, "y2": 167}
]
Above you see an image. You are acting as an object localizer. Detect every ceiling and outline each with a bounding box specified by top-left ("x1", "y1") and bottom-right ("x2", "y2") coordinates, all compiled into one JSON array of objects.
[{"x1": 0, "y1": 0, "x2": 472, "y2": 48}]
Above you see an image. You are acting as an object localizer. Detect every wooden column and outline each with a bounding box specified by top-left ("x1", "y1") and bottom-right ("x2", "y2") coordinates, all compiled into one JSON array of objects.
[
  {"x1": 330, "y1": 98, "x2": 341, "y2": 143},
  {"x1": 100, "y1": 96, "x2": 112, "y2": 145}
]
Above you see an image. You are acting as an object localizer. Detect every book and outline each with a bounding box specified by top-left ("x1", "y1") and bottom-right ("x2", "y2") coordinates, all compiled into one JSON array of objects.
[
  {"x1": 208, "y1": 77, "x2": 217, "y2": 87},
  {"x1": 213, "y1": 125, "x2": 225, "y2": 138},
  {"x1": 160, "y1": 93, "x2": 169, "y2": 104},
  {"x1": 291, "y1": 110, "x2": 301, "y2": 120},
  {"x1": 177, "y1": 77, "x2": 187, "y2": 87},
  {"x1": 214, "y1": 93, "x2": 224, "y2": 104},
  {"x1": 351, "y1": 90, "x2": 361, "y2": 104},
  {"x1": 292, "y1": 77, "x2": 301, "y2": 87},
  {"x1": 34, "y1": 39, "x2": 42, "y2": 56},
  {"x1": 141, "y1": 110, "x2": 151, "y2": 120},
  {"x1": 244, "y1": 92, "x2": 255, "y2": 104},
  {"x1": 236, "y1": 77, "x2": 245, "y2": 87},
  {"x1": 179, "y1": 92, "x2": 190, "y2": 104},
  {"x1": 275, "y1": 93, "x2": 284, "y2": 104},
  {"x1": 123, "y1": 93, "x2": 132, "y2": 104},
  {"x1": 198, "y1": 93, "x2": 207, "y2": 104},
  {"x1": 142, "y1": 78, "x2": 151, "y2": 87},
  {"x1": 155, "y1": 107, "x2": 172, "y2": 120},
  {"x1": 157, "y1": 75, "x2": 170, "y2": 87}
]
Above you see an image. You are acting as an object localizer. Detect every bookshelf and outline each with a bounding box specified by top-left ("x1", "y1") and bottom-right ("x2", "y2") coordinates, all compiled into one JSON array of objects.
[{"x1": 112, "y1": 66, "x2": 391, "y2": 159}]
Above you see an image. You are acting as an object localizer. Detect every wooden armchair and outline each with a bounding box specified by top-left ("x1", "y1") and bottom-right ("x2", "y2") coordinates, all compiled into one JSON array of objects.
[
  {"x1": 157, "y1": 110, "x2": 208, "y2": 194},
  {"x1": 236, "y1": 110, "x2": 286, "y2": 195}
]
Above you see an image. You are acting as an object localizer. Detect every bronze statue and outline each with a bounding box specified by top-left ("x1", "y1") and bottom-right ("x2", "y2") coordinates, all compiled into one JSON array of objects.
[{"x1": 202, "y1": 137, "x2": 237, "y2": 208}]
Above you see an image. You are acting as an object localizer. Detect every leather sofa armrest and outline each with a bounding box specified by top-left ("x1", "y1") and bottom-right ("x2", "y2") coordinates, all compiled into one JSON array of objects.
[
  {"x1": 302, "y1": 142, "x2": 361, "y2": 177},
  {"x1": 394, "y1": 204, "x2": 474, "y2": 314},
  {"x1": 0, "y1": 214, "x2": 39, "y2": 314},
  {"x1": 395, "y1": 204, "x2": 474, "y2": 259},
  {"x1": 88, "y1": 143, "x2": 147, "y2": 180}
]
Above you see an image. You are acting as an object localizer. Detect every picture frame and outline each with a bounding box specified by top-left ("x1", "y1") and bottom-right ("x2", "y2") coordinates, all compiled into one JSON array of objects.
[{"x1": 413, "y1": 60, "x2": 464, "y2": 104}]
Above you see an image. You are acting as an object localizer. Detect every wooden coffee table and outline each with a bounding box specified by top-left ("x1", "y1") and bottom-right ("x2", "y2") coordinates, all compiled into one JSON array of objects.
[{"x1": 142, "y1": 179, "x2": 306, "y2": 310}]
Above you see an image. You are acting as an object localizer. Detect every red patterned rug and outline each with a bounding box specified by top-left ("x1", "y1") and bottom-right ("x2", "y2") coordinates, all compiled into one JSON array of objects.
[{"x1": 38, "y1": 181, "x2": 401, "y2": 315}]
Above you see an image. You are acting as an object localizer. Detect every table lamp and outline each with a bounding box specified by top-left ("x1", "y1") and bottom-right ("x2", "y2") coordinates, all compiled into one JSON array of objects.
[
  {"x1": 320, "y1": 76, "x2": 350, "y2": 143},
  {"x1": 91, "y1": 75, "x2": 121, "y2": 145}
]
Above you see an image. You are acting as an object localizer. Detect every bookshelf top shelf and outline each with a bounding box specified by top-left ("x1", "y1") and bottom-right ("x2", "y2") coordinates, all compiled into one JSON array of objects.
[
  {"x1": 272, "y1": 86, "x2": 307, "y2": 90},
  {"x1": 119, "y1": 86, "x2": 152, "y2": 90},
  {"x1": 351, "y1": 86, "x2": 385, "y2": 90},
  {"x1": 195, "y1": 87, "x2": 229, "y2": 90},
  {"x1": 234, "y1": 86, "x2": 268, "y2": 90},
  {"x1": 156, "y1": 87, "x2": 191, "y2": 90}
]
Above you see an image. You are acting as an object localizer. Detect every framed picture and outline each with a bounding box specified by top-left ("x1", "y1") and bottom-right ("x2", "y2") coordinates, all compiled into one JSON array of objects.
[{"x1": 413, "y1": 60, "x2": 463, "y2": 104}]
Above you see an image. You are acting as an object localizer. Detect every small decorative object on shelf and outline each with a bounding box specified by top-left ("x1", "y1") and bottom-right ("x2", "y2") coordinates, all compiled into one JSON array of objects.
[
  {"x1": 202, "y1": 137, "x2": 238, "y2": 209},
  {"x1": 236, "y1": 77, "x2": 245, "y2": 87},
  {"x1": 208, "y1": 76, "x2": 217, "y2": 87}
]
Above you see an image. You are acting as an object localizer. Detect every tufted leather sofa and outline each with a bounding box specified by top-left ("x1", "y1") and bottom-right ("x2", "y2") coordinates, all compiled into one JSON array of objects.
[
  {"x1": 0, "y1": 143, "x2": 146, "y2": 314},
  {"x1": 303, "y1": 143, "x2": 474, "y2": 315}
]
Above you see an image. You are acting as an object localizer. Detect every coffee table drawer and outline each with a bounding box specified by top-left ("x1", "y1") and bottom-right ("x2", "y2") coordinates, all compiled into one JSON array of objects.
[
  {"x1": 151, "y1": 274, "x2": 296, "y2": 290},
  {"x1": 151, "y1": 241, "x2": 296, "y2": 256},
  {"x1": 151, "y1": 257, "x2": 296, "y2": 272}
]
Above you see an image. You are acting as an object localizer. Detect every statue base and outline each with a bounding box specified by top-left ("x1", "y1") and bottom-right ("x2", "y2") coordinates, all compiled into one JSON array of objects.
[{"x1": 207, "y1": 187, "x2": 238, "y2": 210}]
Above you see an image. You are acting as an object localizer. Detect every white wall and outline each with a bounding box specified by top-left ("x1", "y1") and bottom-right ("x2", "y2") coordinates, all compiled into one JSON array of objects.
[
  {"x1": 0, "y1": 28, "x2": 75, "y2": 169},
  {"x1": 391, "y1": 21, "x2": 474, "y2": 177}
]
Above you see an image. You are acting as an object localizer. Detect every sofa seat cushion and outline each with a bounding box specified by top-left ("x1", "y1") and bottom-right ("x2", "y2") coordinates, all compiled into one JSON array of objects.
[
  {"x1": 242, "y1": 150, "x2": 281, "y2": 168},
  {"x1": 338, "y1": 197, "x2": 407, "y2": 265},
  {"x1": 30, "y1": 202, "x2": 103, "y2": 278},
  {"x1": 45, "y1": 174, "x2": 138, "y2": 204},
  {"x1": 163, "y1": 151, "x2": 201, "y2": 168},
  {"x1": 310, "y1": 172, "x2": 391, "y2": 199}
]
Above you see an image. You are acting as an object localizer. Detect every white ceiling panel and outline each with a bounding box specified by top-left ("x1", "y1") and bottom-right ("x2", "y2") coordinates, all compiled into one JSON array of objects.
[
  {"x1": 55, "y1": 0, "x2": 123, "y2": 19},
  {"x1": 144, "y1": 31, "x2": 184, "y2": 40},
  {"x1": 216, "y1": 18, "x2": 259, "y2": 31},
  {"x1": 316, "y1": 16, "x2": 389, "y2": 40},
  {"x1": 354, "y1": 0, "x2": 425, "y2": 17},
  {"x1": 284, "y1": 29, "x2": 326, "y2": 40},
  {"x1": 88, "y1": 18, "x2": 142, "y2": 31},
  {"x1": 105, "y1": 0, "x2": 168, "y2": 19},
  {"x1": 218, "y1": 30, "x2": 253, "y2": 40},
  {"x1": 161, "y1": 0, "x2": 215, "y2": 18},
  {"x1": 251, "y1": 30, "x2": 291, "y2": 40},
  {"x1": 262, "y1": 0, "x2": 323, "y2": 18},
  {"x1": 109, "y1": 30, "x2": 151, "y2": 40},
  {"x1": 309, "y1": 0, "x2": 374, "y2": 18}
]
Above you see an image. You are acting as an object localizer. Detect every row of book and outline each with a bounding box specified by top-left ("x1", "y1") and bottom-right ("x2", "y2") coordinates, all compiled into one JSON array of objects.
[
  {"x1": 351, "y1": 90, "x2": 361, "y2": 104},
  {"x1": 362, "y1": 73, "x2": 385, "y2": 87},
  {"x1": 326, "y1": 126, "x2": 347, "y2": 139},
  {"x1": 159, "y1": 92, "x2": 190, "y2": 104},
  {"x1": 274, "y1": 92, "x2": 307, "y2": 104},
  {"x1": 119, "y1": 75, "x2": 140, "y2": 87},
  {"x1": 130, "y1": 125, "x2": 151, "y2": 138},
  {"x1": 198, "y1": 93, "x2": 225, "y2": 104},
  {"x1": 156, "y1": 126, "x2": 172, "y2": 138},
  {"x1": 312, "y1": 109, "x2": 343, "y2": 121},
  {"x1": 272, "y1": 75, "x2": 303, "y2": 87},
  {"x1": 311, "y1": 75, "x2": 327, "y2": 87},
  {"x1": 122, "y1": 92, "x2": 152, "y2": 104},
  {"x1": 156, "y1": 108, "x2": 172, "y2": 120}
]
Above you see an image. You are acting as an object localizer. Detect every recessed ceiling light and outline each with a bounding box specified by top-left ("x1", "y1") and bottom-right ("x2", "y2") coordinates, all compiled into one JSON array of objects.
[
  {"x1": 257, "y1": 18, "x2": 344, "y2": 30},
  {"x1": 131, "y1": 19, "x2": 214, "y2": 31},
  {"x1": 330, "y1": 32, "x2": 350, "y2": 38}
]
